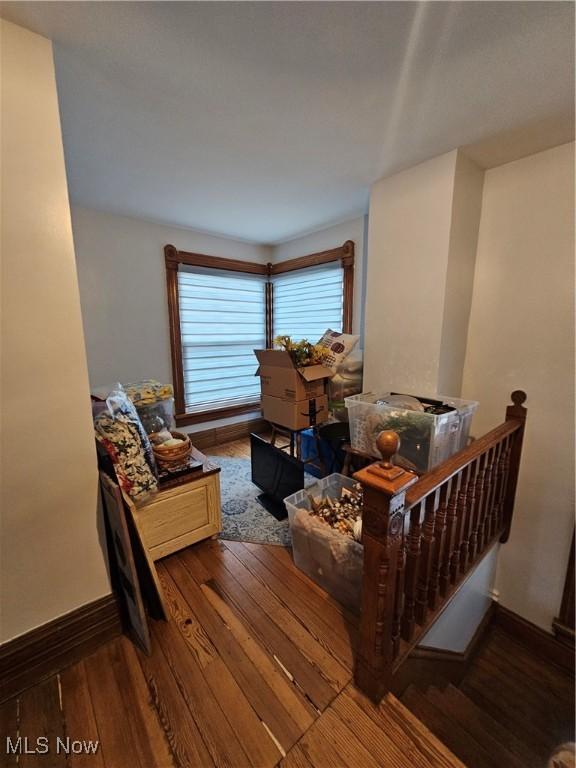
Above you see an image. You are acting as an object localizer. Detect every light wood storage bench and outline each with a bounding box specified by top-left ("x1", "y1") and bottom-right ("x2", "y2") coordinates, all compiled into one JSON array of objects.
[{"x1": 126, "y1": 448, "x2": 222, "y2": 562}]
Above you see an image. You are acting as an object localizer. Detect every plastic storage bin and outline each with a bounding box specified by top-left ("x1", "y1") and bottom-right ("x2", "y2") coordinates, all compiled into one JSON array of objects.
[
  {"x1": 345, "y1": 392, "x2": 478, "y2": 473},
  {"x1": 285, "y1": 474, "x2": 363, "y2": 612},
  {"x1": 135, "y1": 398, "x2": 176, "y2": 434},
  {"x1": 327, "y1": 353, "x2": 364, "y2": 422}
]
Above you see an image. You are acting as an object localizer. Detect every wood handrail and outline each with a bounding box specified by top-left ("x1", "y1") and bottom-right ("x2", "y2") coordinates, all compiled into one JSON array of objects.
[
  {"x1": 405, "y1": 420, "x2": 522, "y2": 510},
  {"x1": 352, "y1": 391, "x2": 528, "y2": 703}
]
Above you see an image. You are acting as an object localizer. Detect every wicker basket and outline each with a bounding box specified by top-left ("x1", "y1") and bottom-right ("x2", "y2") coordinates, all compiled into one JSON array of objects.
[{"x1": 153, "y1": 431, "x2": 192, "y2": 468}]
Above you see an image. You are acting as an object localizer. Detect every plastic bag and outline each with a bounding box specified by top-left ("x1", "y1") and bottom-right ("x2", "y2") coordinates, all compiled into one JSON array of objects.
[
  {"x1": 106, "y1": 383, "x2": 158, "y2": 477},
  {"x1": 95, "y1": 414, "x2": 158, "y2": 501}
]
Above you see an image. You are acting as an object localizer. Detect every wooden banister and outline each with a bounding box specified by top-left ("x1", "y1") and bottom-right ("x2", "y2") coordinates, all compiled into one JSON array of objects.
[
  {"x1": 404, "y1": 420, "x2": 520, "y2": 509},
  {"x1": 353, "y1": 431, "x2": 418, "y2": 702},
  {"x1": 353, "y1": 391, "x2": 527, "y2": 703},
  {"x1": 501, "y1": 391, "x2": 528, "y2": 542}
]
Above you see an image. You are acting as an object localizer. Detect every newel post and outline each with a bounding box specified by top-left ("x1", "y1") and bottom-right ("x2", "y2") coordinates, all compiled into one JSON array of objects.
[
  {"x1": 353, "y1": 431, "x2": 417, "y2": 702},
  {"x1": 500, "y1": 390, "x2": 528, "y2": 543}
]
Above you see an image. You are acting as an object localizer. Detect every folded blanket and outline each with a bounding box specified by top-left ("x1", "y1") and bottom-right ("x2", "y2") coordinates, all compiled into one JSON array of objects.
[{"x1": 123, "y1": 379, "x2": 174, "y2": 406}]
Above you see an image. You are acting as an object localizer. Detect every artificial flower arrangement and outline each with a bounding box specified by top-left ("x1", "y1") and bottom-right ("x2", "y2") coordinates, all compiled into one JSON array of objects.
[{"x1": 273, "y1": 335, "x2": 331, "y2": 368}]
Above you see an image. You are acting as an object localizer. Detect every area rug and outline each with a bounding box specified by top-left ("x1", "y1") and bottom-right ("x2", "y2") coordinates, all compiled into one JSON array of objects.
[{"x1": 207, "y1": 455, "x2": 314, "y2": 547}]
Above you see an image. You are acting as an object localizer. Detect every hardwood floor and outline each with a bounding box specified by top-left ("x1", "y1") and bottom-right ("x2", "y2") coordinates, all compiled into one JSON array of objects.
[
  {"x1": 3, "y1": 435, "x2": 571, "y2": 767},
  {"x1": 0, "y1": 537, "x2": 462, "y2": 768},
  {"x1": 205, "y1": 434, "x2": 257, "y2": 460}
]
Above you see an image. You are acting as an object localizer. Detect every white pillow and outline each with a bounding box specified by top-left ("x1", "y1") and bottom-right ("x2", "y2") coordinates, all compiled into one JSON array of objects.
[{"x1": 316, "y1": 329, "x2": 359, "y2": 370}]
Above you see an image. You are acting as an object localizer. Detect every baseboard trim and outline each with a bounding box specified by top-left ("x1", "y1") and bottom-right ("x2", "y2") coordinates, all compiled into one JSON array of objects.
[
  {"x1": 494, "y1": 604, "x2": 574, "y2": 673},
  {"x1": 552, "y1": 618, "x2": 575, "y2": 646},
  {"x1": 188, "y1": 416, "x2": 268, "y2": 450},
  {"x1": 0, "y1": 594, "x2": 121, "y2": 703}
]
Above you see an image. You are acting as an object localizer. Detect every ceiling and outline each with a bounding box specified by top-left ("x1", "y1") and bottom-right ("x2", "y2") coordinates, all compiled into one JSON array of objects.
[{"x1": 1, "y1": 1, "x2": 574, "y2": 243}]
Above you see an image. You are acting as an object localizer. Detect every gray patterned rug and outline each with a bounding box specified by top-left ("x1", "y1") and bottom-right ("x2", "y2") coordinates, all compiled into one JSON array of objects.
[{"x1": 207, "y1": 455, "x2": 313, "y2": 547}]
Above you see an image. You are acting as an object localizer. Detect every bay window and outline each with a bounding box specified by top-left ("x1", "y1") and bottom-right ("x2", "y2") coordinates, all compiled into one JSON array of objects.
[{"x1": 165, "y1": 241, "x2": 354, "y2": 424}]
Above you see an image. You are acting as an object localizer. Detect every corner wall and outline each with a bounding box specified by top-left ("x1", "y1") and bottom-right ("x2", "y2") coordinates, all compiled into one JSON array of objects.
[
  {"x1": 0, "y1": 21, "x2": 110, "y2": 642},
  {"x1": 364, "y1": 142, "x2": 573, "y2": 636},
  {"x1": 437, "y1": 152, "x2": 484, "y2": 395},
  {"x1": 461, "y1": 142, "x2": 575, "y2": 631},
  {"x1": 363, "y1": 150, "x2": 483, "y2": 397},
  {"x1": 364, "y1": 151, "x2": 456, "y2": 394},
  {"x1": 72, "y1": 206, "x2": 272, "y2": 389}
]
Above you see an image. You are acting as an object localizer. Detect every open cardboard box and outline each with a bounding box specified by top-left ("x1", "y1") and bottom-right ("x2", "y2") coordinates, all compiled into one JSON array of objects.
[{"x1": 254, "y1": 349, "x2": 332, "y2": 401}]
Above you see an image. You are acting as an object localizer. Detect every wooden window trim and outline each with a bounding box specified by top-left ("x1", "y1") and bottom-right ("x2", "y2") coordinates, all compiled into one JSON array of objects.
[
  {"x1": 174, "y1": 403, "x2": 261, "y2": 427},
  {"x1": 165, "y1": 256, "x2": 186, "y2": 418},
  {"x1": 164, "y1": 240, "x2": 354, "y2": 423},
  {"x1": 270, "y1": 240, "x2": 354, "y2": 275},
  {"x1": 165, "y1": 244, "x2": 269, "y2": 275},
  {"x1": 164, "y1": 245, "x2": 266, "y2": 422}
]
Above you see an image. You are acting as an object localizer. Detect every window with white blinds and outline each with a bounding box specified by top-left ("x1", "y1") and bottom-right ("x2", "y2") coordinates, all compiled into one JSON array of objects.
[
  {"x1": 177, "y1": 267, "x2": 266, "y2": 414},
  {"x1": 272, "y1": 262, "x2": 344, "y2": 343}
]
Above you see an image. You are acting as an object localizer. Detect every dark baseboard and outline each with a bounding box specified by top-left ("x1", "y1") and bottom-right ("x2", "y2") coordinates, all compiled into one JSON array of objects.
[
  {"x1": 0, "y1": 594, "x2": 121, "y2": 703},
  {"x1": 392, "y1": 602, "x2": 496, "y2": 695},
  {"x1": 552, "y1": 617, "x2": 575, "y2": 647},
  {"x1": 188, "y1": 416, "x2": 268, "y2": 450},
  {"x1": 493, "y1": 604, "x2": 574, "y2": 673}
]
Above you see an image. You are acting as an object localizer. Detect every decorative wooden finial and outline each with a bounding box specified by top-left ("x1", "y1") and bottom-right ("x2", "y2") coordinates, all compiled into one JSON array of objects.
[
  {"x1": 511, "y1": 390, "x2": 527, "y2": 406},
  {"x1": 506, "y1": 389, "x2": 527, "y2": 423},
  {"x1": 376, "y1": 430, "x2": 400, "y2": 470},
  {"x1": 353, "y1": 430, "x2": 417, "y2": 494}
]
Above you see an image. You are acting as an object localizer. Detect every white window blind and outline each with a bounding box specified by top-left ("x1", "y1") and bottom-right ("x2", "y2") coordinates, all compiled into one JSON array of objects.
[
  {"x1": 177, "y1": 267, "x2": 266, "y2": 414},
  {"x1": 272, "y1": 262, "x2": 344, "y2": 342}
]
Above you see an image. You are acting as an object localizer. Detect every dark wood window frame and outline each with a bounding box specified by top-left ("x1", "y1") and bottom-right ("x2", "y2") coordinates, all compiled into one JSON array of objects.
[{"x1": 165, "y1": 240, "x2": 354, "y2": 426}]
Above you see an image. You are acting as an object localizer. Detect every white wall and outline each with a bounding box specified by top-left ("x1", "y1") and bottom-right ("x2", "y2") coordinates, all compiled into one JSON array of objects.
[
  {"x1": 462, "y1": 142, "x2": 575, "y2": 632},
  {"x1": 1, "y1": 21, "x2": 110, "y2": 642},
  {"x1": 363, "y1": 151, "x2": 458, "y2": 394},
  {"x1": 420, "y1": 544, "x2": 498, "y2": 653},
  {"x1": 437, "y1": 152, "x2": 484, "y2": 395},
  {"x1": 364, "y1": 149, "x2": 484, "y2": 397},
  {"x1": 272, "y1": 215, "x2": 368, "y2": 339},
  {"x1": 72, "y1": 206, "x2": 271, "y2": 389}
]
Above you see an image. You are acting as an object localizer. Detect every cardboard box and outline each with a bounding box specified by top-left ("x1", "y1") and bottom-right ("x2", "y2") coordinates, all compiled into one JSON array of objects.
[
  {"x1": 254, "y1": 349, "x2": 332, "y2": 401},
  {"x1": 261, "y1": 394, "x2": 329, "y2": 431}
]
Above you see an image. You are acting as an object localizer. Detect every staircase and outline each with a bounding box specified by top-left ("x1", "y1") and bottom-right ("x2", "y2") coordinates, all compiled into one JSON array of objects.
[
  {"x1": 401, "y1": 628, "x2": 575, "y2": 768},
  {"x1": 353, "y1": 392, "x2": 529, "y2": 703}
]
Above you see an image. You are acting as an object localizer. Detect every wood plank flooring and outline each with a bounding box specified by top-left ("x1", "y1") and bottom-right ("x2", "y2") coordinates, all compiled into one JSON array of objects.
[
  {"x1": 0, "y1": 537, "x2": 462, "y2": 768},
  {"x1": 207, "y1": 436, "x2": 254, "y2": 459},
  {"x1": 2, "y1": 435, "x2": 572, "y2": 767}
]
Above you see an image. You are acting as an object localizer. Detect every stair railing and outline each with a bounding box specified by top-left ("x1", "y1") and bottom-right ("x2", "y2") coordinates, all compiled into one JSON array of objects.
[{"x1": 353, "y1": 391, "x2": 527, "y2": 702}]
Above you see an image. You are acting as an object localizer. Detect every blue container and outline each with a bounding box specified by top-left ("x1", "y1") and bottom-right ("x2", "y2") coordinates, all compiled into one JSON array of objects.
[{"x1": 300, "y1": 426, "x2": 348, "y2": 477}]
